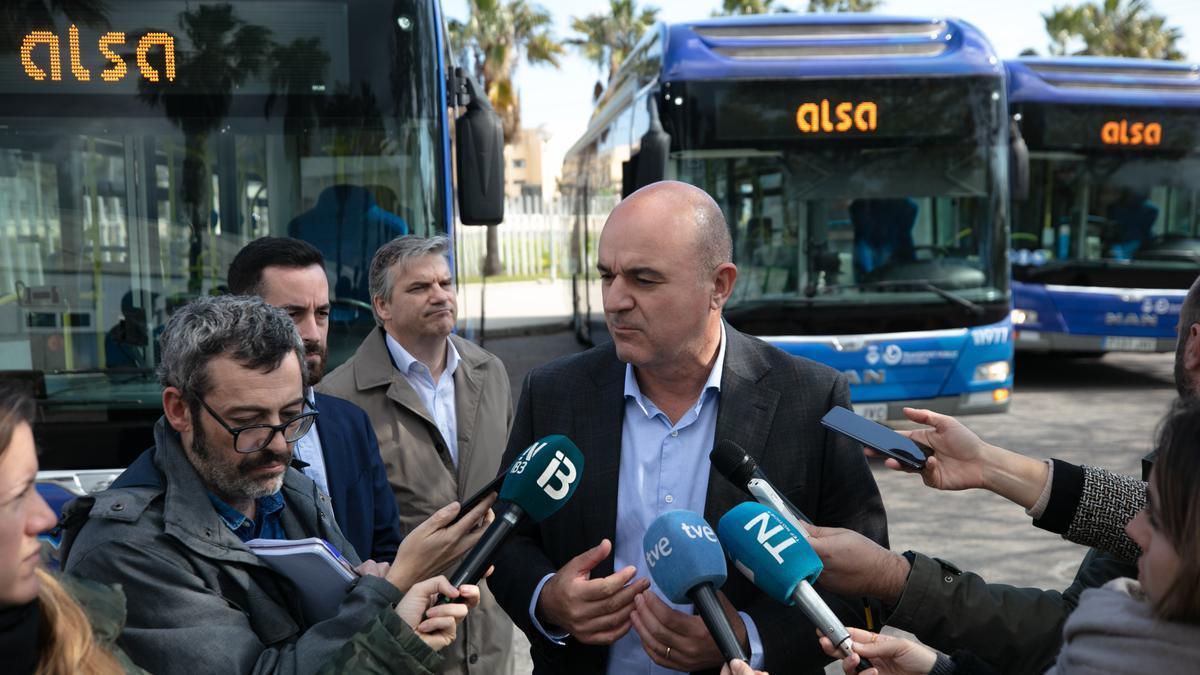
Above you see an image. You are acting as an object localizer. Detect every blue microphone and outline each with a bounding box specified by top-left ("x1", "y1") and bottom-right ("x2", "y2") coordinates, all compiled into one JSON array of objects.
[
  {"x1": 643, "y1": 510, "x2": 748, "y2": 664},
  {"x1": 718, "y1": 502, "x2": 868, "y2": 668}
]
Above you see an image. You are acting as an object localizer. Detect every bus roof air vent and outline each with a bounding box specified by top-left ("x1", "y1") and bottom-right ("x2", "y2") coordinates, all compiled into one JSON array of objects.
[
  {"x1": 692, "y1": 19, "x2": 950, "y2": 60},
  {"x1": 1022, "y1": 59, "x2": 1200, "y2": 95}
]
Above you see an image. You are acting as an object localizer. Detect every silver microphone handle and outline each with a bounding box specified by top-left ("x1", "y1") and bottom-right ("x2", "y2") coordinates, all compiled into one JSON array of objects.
[
  {"x1": 746, "y1": 478, "x2": 811, "y2": 541},
  {"x1": 793, "y1": 580, "x2": 854, "y2": 658}
]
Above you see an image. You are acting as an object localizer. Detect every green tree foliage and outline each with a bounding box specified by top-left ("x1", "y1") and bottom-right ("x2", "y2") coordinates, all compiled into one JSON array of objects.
[
  {"x1": 449, "y1": 0, "x2": 564, "y2": 144},
  {"x1": 568, "y1": 0, "x2": 660, "y2": 85},
  {"x1": 807, "y1": 0, "x2": 883, "y2": 12},
  {"x1": 1043, "y1": 0, "x2": 1184, "y2": 60},
  {"x1": 713, "y1": 0, "x2": 794, "y2": 16}
]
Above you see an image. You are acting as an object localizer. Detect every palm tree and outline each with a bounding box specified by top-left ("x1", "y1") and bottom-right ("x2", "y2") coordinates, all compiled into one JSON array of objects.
[
  {"x1": 567, "y1": 0, "x2": 660, "y2": 86},
  {"x1": 449, "y1": 0, "x2": 563, "y2": 144},
  {"x1": 713, "y1": 0, "x2": 794, "y2": 15},
  {"x1": 1043, "y1": 0, "x2": 1184, "y2": 60},
  {"x1": 807, "y1": 0, "x2": 881, "y2": 12},
  {"x1": 449, "y1": 0, "x2": 563, "y2": 276},
  {"x1": 139, "y1": 4, "x2": 272, "y2": 293}
]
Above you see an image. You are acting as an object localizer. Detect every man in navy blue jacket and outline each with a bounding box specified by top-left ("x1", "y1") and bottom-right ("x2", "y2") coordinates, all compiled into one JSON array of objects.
[{"x1": 228, "y1": 237, "x2": 402, "y2": 562}]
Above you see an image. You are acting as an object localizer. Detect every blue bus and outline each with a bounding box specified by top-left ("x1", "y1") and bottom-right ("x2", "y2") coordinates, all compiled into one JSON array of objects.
[
  {"x1": 1007, "y1": 57, "x2": 1200, "y2": 355},
  {"x1": 0, "y1": 0, "x2": 502, "y2": 500},
  {"x1": 562, "y1": 15, "x2": 1014, "y2": 420}
]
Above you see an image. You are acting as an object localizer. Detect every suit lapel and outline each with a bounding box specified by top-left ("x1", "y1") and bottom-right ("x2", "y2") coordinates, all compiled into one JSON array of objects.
[
  {"x1": 705, "y1": 326, "x2": 780, "y2": 524},
  {"x1": 311, "y1": 394, "x2": 345, "y2": 506},
  {"x1": 576, "y1": 349, "x2": 625, "y2": 579},
  {"x1": 451, "y1": 337, "x2": 483, "y2": 491},
  {"x1": 356, "y1": 328, "x2": 452, "y2": 473}
]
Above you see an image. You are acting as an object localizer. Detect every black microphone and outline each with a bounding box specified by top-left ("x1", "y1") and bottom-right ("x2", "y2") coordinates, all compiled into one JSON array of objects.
[
  {"x1": 439, "y1": 436, "x2": 583, "y2": 599},
  {"x1": 710, "y1": 439, "x2": 812, "y2": 531}
]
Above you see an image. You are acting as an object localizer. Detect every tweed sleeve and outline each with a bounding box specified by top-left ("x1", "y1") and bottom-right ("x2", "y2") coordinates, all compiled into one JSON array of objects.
[{"x1": 1062, "y1": 465, "x2": 1146, "y2": 563}]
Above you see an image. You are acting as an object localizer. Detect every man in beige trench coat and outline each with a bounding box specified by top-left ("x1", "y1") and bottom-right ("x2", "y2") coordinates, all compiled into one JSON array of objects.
[{"x1": 320, "y1": 235, "x2": 514, "y2": 675}]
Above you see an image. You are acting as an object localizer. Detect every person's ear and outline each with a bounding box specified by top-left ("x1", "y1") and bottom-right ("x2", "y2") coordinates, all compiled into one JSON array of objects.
[
  {"x1": 711, "y1": 263, "x2": 738, "y2": 310},
  {"x1": 373, "y1": 293, "x2": 392, "y2": 324},
  {"x1": 1185, "y1": 323, "x2": 1200, "y2": 372},
  {"x1": 162, "y1": 387, "x2": 192, "y2": 434}
]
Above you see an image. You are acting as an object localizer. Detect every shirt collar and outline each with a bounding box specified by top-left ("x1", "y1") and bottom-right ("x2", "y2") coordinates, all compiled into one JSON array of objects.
[
  {"x1": 206, "y1": 490, "x2": 285, "y2": 535},
  {"x1": 623, "y1": 322, "x2": 727, "y2": 407},
  {"x1": 385, "y1": 331, "x2": 460, "y2": 379}
]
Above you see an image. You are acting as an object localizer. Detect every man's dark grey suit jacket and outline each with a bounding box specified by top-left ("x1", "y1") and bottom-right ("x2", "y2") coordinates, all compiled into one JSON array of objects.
[{"x1": 490, "y1": 324, "x2": 889, "y2": 674}]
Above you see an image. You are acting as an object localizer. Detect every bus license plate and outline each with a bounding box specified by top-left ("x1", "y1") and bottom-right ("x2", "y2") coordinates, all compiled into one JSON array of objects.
[
  {"x1": 1103, "y1": 337, "x2": 1157, "y2": 352},
  {"x1": 853, "y1": 403, "x2": 888, "y2": 422}
]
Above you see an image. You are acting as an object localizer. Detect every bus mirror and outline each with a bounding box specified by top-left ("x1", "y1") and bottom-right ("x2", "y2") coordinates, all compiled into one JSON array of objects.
[
  {"x1": 621, "y1": 156, "x2": 640, "y2": 199},
  {"x1": 1009, "y1": 119, "x2": 1029, "y2": 202},
  {"x1": 455, "y1": 72, "x2": 505, "y2": 225},
  {"x1": 634, "y1": 98, "x2": 670, "y2": 190}
]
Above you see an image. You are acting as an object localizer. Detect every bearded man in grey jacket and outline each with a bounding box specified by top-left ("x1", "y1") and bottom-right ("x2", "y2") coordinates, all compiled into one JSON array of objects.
[{"x1": 61, "y1": 295, "x2": 492, "y2": 674}]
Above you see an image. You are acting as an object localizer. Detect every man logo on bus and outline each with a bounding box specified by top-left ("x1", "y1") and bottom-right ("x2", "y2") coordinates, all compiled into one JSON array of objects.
[
  {"x1": 1100, "y1": 120, "x2": 1162, "y2": 146},
  {"x1": 21, "y1": 26, "x2": 176, "y2": 84},
  {"x1": 795, "y1": 100, "x2": 877, "y2": 134}
]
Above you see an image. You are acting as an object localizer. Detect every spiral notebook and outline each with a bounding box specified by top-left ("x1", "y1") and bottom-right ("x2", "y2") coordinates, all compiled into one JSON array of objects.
[{"x1": 247, "y1": 537, "x2": 359, "y2": 623}]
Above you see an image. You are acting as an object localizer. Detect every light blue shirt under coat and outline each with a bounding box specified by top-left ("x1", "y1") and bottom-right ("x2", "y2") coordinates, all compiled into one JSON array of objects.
[
  {"x1": 292, "y1": 388, "x2": 331, "y2": 499},
  {"x1": 385, "y1": 332, "x2": 461, "y2": 467}
]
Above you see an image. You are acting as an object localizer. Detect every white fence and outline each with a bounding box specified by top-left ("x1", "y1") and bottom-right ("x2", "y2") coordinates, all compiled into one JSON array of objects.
[{"x1": 454, "y1": 194, "x2": 618, "y2": 280}]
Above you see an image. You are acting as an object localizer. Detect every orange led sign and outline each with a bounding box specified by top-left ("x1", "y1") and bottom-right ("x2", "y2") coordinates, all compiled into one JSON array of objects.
[
  {"x1": 795, "y1": 100, "x2": 877, "y2": 134},
  {"x1": 20, "y1": 25, "x2": 176, "y2": 84},
  {"x1": 1100, "y1": 120, "x2": 1161, "y2": 146}
]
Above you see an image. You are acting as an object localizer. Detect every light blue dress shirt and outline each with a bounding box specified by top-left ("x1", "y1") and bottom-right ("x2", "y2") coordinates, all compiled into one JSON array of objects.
[
  {"x1": 385, "y1": 332, "x2": 461, "y2": 467},
  {"x1": 529, "y1": 325, "x2": 765, "y2": 672},
  {"x1": 293, "y1": 388, "x2": 331, "y2": 499}
]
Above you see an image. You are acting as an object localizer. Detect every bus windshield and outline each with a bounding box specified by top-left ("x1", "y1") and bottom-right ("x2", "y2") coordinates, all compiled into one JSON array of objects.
[
  {"x1": 0, "y1": 0, "x2": 446, "y2": 432},
  {"x1": 1014, "y1": 153, "x2": 1200, "y2": 267},
  {"x1": 667, "y1": 76, "x2": 1008, "y2": 324}
]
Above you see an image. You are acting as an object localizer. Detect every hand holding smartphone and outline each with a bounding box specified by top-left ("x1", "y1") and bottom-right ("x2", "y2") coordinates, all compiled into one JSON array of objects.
[
  {"x1": 452, "y1": 470, "x2": 506, "y2": 524},
  {"x1": 820, "y1": 406, "x2": 929, "y2": 470}
]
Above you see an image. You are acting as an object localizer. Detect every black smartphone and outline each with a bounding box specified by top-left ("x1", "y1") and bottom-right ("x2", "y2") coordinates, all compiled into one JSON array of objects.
[
  {"x1": 452, "y1": 469, "x2": 506, "y2": 523},
  {"x1": 820, "y1": 406, "x2": 928, "y2": 470}
]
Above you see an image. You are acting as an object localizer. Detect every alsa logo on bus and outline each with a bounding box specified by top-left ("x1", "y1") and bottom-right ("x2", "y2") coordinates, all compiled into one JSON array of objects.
[
  {"x1": 20, "y1": 26, "x2": 176, "y2": 83},
  {"x1": 1100, "y1": 120, "x2": 1162, "y2": 146},
  {"x1": 795, "y1": 100, "x2": 878, "y2": 134}
]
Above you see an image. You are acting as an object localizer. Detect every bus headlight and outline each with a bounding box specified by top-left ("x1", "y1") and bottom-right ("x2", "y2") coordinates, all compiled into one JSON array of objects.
[
  {"x1": 1011, "y1": 309, "x2": 1038, "y2": 325},
  {"x1": 973, "y1": 360, "x2": 1010, "y2": 383}
]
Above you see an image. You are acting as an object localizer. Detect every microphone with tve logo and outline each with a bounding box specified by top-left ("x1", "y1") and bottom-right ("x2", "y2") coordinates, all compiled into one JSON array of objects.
[
  {"x1": 642, "y1": 510, "x2": 749, "y2": 665},
  {"x1": 439, "y1": 435, "x2": 584, "y2": 601},
  {"x1": 717, "y1": 502, "x2": 870, "y2": 671}
]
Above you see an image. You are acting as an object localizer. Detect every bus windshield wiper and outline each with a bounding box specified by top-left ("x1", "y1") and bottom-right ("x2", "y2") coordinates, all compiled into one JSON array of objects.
[{"x1": 819, "y1": 279, "x2": 985, "y2": 316}]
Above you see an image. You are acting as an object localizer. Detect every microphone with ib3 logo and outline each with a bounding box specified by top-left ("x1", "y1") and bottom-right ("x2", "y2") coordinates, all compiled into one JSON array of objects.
[
  {"x1": 718, "y1": 501, "x2": 871, "y2": 671},
  {"x1": 642, "y1": 510, "x2": 749, "y2": 665},
  {"x1": 438, "y1": 435, "x2": 584, "y2": 602}
]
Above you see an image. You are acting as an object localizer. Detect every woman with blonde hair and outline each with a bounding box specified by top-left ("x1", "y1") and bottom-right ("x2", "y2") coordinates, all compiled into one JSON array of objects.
[{"x1": 0, "y1": 382, "x2": 143, "y2": 674}]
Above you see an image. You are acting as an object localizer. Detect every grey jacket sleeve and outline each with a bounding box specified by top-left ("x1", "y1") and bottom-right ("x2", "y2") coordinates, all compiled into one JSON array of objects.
[
  {"x1": 884, "y1": 549, "x2": 1135, "y2": 675},
  {"x1": 1065, "y1": 465, "x2": 1145, "y2": 562},
  {"x1": 68, "y1": 540, "x2": 441, "y2": 675}
]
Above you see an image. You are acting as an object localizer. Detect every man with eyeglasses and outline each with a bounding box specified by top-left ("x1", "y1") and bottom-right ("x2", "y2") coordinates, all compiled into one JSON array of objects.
[
  {"x1": 60, "y1": 295, "x2": 494, "y2": 674},
  {"x1": 227, "y1": 236, "x2": 402, "y2": 563}
]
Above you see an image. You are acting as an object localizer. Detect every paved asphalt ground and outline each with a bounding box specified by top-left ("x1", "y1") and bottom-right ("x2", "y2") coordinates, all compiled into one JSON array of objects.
[{"x1": 485, "y1": 329, "x2": 1177, "y2": 672}]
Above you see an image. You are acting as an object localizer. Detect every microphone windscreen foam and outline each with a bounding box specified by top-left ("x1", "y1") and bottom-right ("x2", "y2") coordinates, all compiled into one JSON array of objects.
[
  {"x1": 499, "y1": 435, "x2": 584, "y2": 522},
  {"x1": 642, "y1": 510, "x2": 727, "y2": 604},
  {"x1": 710, "y1": 439, "x2": 755, "y2": 488},
  {"x1": 717, "y1": 502, "x2": 821, "y2": 605}
]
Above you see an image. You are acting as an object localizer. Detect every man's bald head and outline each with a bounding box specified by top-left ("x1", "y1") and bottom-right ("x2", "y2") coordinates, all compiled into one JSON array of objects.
[{"x1": 614, "y1": 181, "x2": 732, "y2": 275}]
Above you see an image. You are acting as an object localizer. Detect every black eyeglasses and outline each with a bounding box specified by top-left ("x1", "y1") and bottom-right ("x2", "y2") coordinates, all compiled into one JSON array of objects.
[{"x1": 196, "y1": 397, "x2": 318, "y2": 454}]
